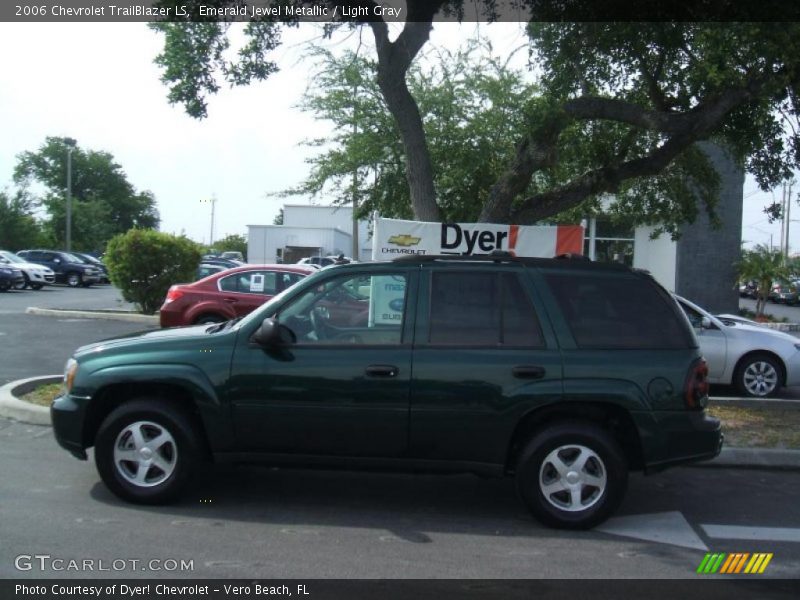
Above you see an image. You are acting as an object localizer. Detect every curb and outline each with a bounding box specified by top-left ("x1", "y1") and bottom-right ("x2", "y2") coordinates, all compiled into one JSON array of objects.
[
  {"x1": 1, "y1": 377, "x2": 798, "y2": 470},
  {"x1": 696, "y1": 447, "x2": 800, "y2": 470},
  {"x1": 0, "y1": 375, "x2": 61, "y2": 426},
  {"x1": 26, "y1": 307, "x2": 158, "y2": 324}
]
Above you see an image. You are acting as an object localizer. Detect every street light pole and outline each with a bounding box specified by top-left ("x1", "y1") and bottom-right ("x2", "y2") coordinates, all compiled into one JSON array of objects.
[{"x1": 64, "y1": 137, "x2": 77, "y2": 251}]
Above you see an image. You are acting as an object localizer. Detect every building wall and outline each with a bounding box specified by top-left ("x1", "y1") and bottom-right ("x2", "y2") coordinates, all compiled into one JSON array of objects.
[
  {"x1": 633, "y1": 226, "x2": 677, "y2": 290},
  {"x1": 674, "y1": 142, "x2": 744, "y2": 313},
  {"x1": 247, "y1": 225, "x2": 352, "y2": 264},
  {"x1": 284, "y1": 205, "x2": 372, "y2": 260}
]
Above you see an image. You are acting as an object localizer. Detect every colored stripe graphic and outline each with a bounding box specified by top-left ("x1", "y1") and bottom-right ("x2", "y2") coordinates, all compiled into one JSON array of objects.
[{"x1": 697, "y1": 553, "x2": 773, "y2": 574}]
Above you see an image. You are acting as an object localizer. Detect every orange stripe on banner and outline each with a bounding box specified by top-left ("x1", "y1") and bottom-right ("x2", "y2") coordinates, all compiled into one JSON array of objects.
[
  {"x1": 720, "y1": 554, "x2": 737, "y2": 574},
  {"x1": 734, "y1": 553, "x2": 750, "y2": 573},
  {"x1": 508, "y1": 225, "x2": 519, "y2": 255},
  {"x1": 556, "y1": 225, "x2": 584, "y2": 255}
]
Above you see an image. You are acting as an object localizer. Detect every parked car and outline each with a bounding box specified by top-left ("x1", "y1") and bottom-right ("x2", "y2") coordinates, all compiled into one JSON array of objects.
[
  {"x1": 199, "y1": 256, "x2": 243, "y2": 269},
  {"x1": 297, "y1": 255, "x2": 352, "y2": 268},
  {"x1": 0, "y1": 264, "x2": 25, "y2": 291},
  {"x1": 160, "y1": 264, "x2": 314, "y2": 327},
  {"x1": 220, "y1": 251, "x2": 245, "y2": 262},
  {"x1": 0, "y1": 250, "x2": 55, "y2": 289},
  {"x1": 676, "y1": 295, "x2": 800, "y2": 397},
  {"x1": 71, "y1": 252, "x2": 110, "y2": 284},
  {"x1": 16, "y1": 250, "x2": 101, "y2": 287},
  {"x1": 195, "y1": 262, "x2": 228, "y2": 281},
  {"x1": 738, "y1": 280, "x2": 758, "y2": 298},
  {"x1": 53, "y1": 254, "x2": 721, "y2": 529}
]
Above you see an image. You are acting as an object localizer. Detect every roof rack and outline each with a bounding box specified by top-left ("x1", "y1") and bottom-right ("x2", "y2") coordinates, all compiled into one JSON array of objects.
[{"x1": 391, "y1": 252, "x2": 593, "y2": 264}]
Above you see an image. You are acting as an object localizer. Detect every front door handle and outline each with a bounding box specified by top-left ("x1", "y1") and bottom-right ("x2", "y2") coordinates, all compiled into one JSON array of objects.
[
  {"x1": 512, "y1": 365, "x2": 546, "y2": 379},
  {"x1": 365, "y1": 364, "x2": 399, "y2": 378}
]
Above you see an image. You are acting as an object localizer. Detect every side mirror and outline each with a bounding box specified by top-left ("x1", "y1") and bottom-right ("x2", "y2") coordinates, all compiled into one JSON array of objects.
[
  {"x1": 700, "y1": 316, "x2": 712, "y2": 329},
  {"x1": 250, "y1": 318, "x2": 295, "y2": 347}
]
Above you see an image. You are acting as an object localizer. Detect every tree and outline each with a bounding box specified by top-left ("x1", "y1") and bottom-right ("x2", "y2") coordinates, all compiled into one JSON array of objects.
[
  {"x1": 281, "y1": 41, "x2": 543, "y2": 222},
  {"x1": 0, "y1": 189, "x2": 43, "y2": 251},
  {"x1": 104, "y1": 229, "x2": 201, "y2": 314},
  {"x1": 213, "y1": 233, "x2": 248, "y2": 258},
  {"x1": 737, "y1": 244, "x2": 789, "y2": 318},
  {"x1": 13, "y1": 137, "x2": 160, "y2": 251},
  {"x1": 152, "y1": 3, "x2": 800, "y2": 233},
  {"x1": 273, "y1": 208, "x2": 284, "y2": 225}
]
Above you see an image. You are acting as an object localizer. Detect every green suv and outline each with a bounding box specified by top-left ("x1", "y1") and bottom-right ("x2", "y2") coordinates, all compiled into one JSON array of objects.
[{"x1": 52, "y1": 255, "x2": 722, "y2": 529}]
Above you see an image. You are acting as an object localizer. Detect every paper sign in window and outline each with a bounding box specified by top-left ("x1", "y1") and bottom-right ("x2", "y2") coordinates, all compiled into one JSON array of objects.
[{"x1": 249, "y1": 273, "x2": 265, "y2": 293}]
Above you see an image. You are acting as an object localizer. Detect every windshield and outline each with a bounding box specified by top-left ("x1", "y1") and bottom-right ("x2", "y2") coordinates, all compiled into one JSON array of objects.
[
  {"x1": 0, "y1": 251, "x2": 24, "y2": 264},
  {"x1": 62, "y1": 253, "x2": 84, "y2": 263}
]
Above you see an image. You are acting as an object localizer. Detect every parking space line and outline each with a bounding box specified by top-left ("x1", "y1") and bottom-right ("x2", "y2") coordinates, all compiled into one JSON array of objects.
[{"x1": 702, "y1": 525, "x2": 800, "y2": 542}]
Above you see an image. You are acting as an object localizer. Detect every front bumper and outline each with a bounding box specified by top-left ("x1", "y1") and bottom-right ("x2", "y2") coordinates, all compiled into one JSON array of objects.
[{"x1": 51, "y1": 393, "x2": 88, "y2": 460}]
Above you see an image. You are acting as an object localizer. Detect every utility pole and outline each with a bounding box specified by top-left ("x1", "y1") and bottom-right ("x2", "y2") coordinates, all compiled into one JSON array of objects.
[
  {"x1": 787, "y1": 181, "x2": 793, "y2": 257},
  {"x1": 351, "y1": 80, "x2": 359, "y2": 261},
  {"x1": 200, "y1": 195, "x2": 217, "y2": 250},
  {"x1": 64, "y1": 137, "x2": 77, "y2": 251}
]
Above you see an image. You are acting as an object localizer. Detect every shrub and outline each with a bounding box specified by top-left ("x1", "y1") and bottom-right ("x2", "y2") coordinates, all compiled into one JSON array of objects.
[{"x1": 105, "y1": 229, "x2": 201, "y2": 314}]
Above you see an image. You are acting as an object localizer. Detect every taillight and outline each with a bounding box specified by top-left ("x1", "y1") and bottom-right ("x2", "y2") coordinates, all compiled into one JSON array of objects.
[
  {"x1": 164, "y1": 286, "x2": 184, "y2": 304},
  {"x1": 684, "y1": 358, "x2": 709, "y2": 409}
]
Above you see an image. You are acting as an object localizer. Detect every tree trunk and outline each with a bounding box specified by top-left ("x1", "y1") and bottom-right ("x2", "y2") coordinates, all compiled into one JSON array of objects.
[{"x1": 370, "y1": 19, "x2": 441, "y2": 222}]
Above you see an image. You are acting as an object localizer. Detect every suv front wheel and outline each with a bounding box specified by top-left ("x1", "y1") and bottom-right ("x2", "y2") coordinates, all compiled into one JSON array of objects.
[
  {"x1": 94, "y1": 400, "x2": 202, "y2": 504},
  {"x1": 515, "y1": 422, "x2": 627, "y2": 529}
]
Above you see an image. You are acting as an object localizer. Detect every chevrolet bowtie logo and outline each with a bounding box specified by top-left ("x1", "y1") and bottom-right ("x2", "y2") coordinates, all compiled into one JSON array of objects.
[{"x1": 388, "y1": 234, "x2": 421, "y2": 247}]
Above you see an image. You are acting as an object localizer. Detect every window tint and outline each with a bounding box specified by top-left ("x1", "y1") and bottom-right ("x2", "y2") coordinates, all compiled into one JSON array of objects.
[
  {"x1": 543, "y1": 272, "x2": 691, "y2": 349},
  {"x1": 429, "y1": 272, "x2": 544, "y2": 347},
  {"x1": 278, "y1": 273, "x2": 407, "y2": 345},
  {"x1": 219, "y1": 271, "x2": 278, "y2": 295}
]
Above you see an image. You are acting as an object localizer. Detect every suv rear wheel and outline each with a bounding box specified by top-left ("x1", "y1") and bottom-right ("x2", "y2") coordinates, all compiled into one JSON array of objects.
[
  {"x1": 94, "y1": 400, "x2": 202, "y2": 504},
  {"x1": 516, "y1": 422, "x2": 627, "y2": 529}
]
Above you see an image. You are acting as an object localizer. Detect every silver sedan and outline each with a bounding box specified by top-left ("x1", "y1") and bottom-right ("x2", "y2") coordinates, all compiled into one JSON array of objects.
[{"x1": 676, "y1": 295, "x2": 800, "y2": 397}]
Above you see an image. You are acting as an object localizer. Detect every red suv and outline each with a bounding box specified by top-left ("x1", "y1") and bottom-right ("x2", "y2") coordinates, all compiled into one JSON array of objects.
[{"x1": 160, "y1": 264, "x2": 314, "y2": 327}]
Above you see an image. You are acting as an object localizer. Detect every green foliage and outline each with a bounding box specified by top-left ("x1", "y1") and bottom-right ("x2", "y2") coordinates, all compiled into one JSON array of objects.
[
  {"x1": 0, "y1": 189, "x2": 43, "y2": 251},
  {"x1": 13, "y1": 137, "x2": 160, "y2": 252},
  {"x1": 213, "y1": 233, "x2": 248, "y2": 258},
  {"x1": 151, "y1": 6, "x2": 800, "y2": 229},
  {"x1": 104, "y1": 229, "x2": 201, "y2": 314},
  {"x1": 736, "y1": 244, "x2": 790, "y2": 317},
  {"x1": 281, "y1": 38, "x2": 538, "y2": 222},
  {"x1": 273, "y1": 208, "x2": 284, "y2": 225}
]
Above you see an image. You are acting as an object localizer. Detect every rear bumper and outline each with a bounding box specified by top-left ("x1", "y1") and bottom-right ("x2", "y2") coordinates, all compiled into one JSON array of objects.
[{"x1": 644, "y1": 410, "x2": 723, "y2": 473}]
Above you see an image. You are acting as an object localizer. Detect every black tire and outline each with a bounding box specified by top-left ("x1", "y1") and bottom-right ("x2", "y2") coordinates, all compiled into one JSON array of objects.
[
  {"x1": 0, "y1": 280, "x2": 10, "y2": 292},
  {"x1": 515, "y1": 421, "x2": 628, "y2": 530},
  {"x1": 194, "y1": 314, "x2": 225, "y2": 325},
  {"x1": 94, "y1": 399, "x2": 202, "y2": 504},
  {"x1": 30, "y1": 283, "x2": 44, "y2": 290},
  {"x1": 81, "y1": 281, "x2": 93, "y2": 288},
  {"x1": 14, "y1": 273, "x2": 29, "y2": 290},
  {"x1": 66, "y1": 272, "x2": 82, "y2": 288},
  {"x1": 734, "y1": 353, "x2": 782, "y2": 398}
]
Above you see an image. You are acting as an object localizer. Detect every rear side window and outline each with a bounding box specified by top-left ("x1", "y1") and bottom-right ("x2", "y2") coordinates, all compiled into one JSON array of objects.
[
  {"x1": 543, "y1": 271, "x2": 692, "y2": 349},
  {"x1": 428, "y1": 271, "x2": 544, "y2": 347},
  {"x1": 220, "y1": 271, "x2": 278, "y2": 295}
]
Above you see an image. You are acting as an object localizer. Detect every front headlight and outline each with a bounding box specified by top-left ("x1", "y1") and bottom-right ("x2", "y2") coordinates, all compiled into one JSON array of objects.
[{"x1": 63, "y1": 358, "x2": 78, "y2": 394}]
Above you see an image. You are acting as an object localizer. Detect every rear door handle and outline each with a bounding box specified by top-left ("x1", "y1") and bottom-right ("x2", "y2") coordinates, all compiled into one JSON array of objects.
[
  {"x1": 512, "y1": 365, "x2": 546, "y2": 379},
  {"x1": 365, "y1": 364, "x2": 399, "y2": 378},
  {"x1": 223, "y1": 297, "x2": 238, "y2": 303}
]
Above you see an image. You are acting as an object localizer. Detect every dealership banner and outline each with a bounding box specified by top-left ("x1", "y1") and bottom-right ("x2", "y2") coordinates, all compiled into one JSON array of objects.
[{"x1": 372, "y1": 217, "x2": 584, "y2": 261}]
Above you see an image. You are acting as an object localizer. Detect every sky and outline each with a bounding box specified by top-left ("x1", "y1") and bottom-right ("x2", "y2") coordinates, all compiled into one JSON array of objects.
[{"x1": 0, "y1": 20, "x2": 791, "y2": 250}]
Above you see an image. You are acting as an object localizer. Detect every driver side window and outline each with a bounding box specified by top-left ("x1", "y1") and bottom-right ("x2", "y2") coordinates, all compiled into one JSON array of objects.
[{"x1": 277, "y1": 272, "x2": 408, "y2": 345}]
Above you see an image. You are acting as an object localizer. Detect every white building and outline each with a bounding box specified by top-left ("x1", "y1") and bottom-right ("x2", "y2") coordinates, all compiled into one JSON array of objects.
[{"x1": 247, "y1": 204, "x2": 372, "y2": 264}]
